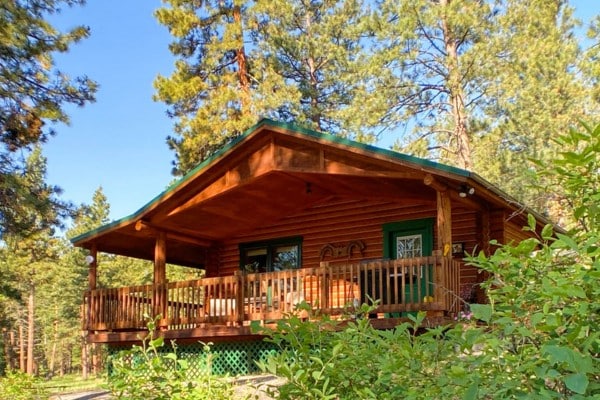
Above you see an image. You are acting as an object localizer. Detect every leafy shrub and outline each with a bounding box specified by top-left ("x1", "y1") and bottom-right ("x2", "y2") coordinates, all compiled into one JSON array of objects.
[
  {"x1": 0, "y1": 370, "x2": 49, "y2": 400},
  {"x1": 108, "y1": 317, "x2": 239, "y2": 400},
  {"x1": 257, "y1": 123, "x2": 600, "y2": 399}
]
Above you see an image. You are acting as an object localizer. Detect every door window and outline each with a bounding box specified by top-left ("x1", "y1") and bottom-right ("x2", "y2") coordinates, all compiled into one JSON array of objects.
[{"x1": 395, "y1": 234, "x2": 423, "y2": 259}]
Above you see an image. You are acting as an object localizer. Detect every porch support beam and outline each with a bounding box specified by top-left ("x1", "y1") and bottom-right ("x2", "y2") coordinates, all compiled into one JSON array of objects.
[
  {"x1": 88, "y1": 244, "x2": 97, "y2": 291},
  {"x1": 424, "y1": 175, "x2": 453, "y2": 311},
  {"x1": 423, "y1": 175, "x2": 453, "y2": 254},
  {"x1": 153, "y1": 232, "x2": 167, "y2": 324},
  {"x1": 135, "y1": 220, "x2": 213, "y2": 247},
  {"x1": 154, "y1": 232, "x2": 167, "y2": 285},
  {"x1": 436, "y1": 190, "x2": 453, "y2": 257},
  {"x1": 424, "y1": 174, "x2": 484, "y2": 211}
]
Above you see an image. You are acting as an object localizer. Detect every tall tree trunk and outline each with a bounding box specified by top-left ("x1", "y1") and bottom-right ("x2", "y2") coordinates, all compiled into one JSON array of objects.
[
  {"x1": 19, "y1": 314, "x2": 25, "y2": 371},
  {"x1": 233, "y1": 5, "x2": 250, "y2": 115},
  {"x1": 2, "y1": 329, "x2": 16, "y2": 370},
  {"x1": 49, "y1": 318, "x2": 58, "y2": 375},
  {"x1": 91, "y1": 343, "x2": 99, "y2": 375},
  {"x1": 440, "y1": 0, "x2": 473, "y2": 170},
  {"x1": 26, "y1": 279, "x2": 35, "y2": 375},
  {"x1": 81, "y1": 331, "x2": 88, "y2": 379},
  {"x1": 304, "y1": 10, "x2": 321, "y2": 129}
]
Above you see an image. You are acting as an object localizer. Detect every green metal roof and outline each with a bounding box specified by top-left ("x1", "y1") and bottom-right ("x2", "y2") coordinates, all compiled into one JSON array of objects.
[{"x1": 70, "y1": 118, "x2": 473, "y2": 245}]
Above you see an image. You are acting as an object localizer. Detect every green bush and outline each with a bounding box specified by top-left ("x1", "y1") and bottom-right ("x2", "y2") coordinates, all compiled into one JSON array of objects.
[
  {"x1": 257, "y1": 123, "x2": 600, "y2": 399},
  {"x1": 0, "y1": 370, "x2": 49, "y2": 400},
  {"x1": 108, "y1": 317, "x2": 239, "y2": 400}
]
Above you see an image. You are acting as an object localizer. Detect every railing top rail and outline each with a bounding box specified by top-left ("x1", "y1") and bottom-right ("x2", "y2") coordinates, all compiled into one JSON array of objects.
[{"x1": 85, "y1": 256, "x2": 445, "y2": 295}]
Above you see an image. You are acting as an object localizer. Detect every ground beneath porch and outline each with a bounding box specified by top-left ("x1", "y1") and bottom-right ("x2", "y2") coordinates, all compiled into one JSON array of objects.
[{"x1": 49, "y1": 374, "x2": 285, "y2": 400}]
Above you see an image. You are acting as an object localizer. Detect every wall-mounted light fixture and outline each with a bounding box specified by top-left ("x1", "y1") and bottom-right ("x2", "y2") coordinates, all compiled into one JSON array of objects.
[
  {"x1": 85, "y1": 255, "x2": 95, "y2": 265},
  {"x1": 459, "y1": 185, "x2": 475, "y2": 198}
]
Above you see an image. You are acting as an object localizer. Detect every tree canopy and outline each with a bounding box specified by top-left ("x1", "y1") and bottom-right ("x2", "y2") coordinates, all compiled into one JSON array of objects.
[
  {"x1": 156, "y1": 0, "x2": 598, "y2": 218},
  {"x1": 0, "y1": 0, "x2": 97, "y2": 237}
]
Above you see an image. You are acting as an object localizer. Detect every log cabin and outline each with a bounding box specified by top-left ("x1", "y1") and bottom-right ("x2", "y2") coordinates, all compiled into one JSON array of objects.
[{"x1": 71, "y1": 118, "x2": 549, "y2": 374}]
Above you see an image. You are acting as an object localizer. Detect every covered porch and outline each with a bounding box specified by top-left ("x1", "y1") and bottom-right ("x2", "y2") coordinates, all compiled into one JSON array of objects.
[
  {"x1": 72, "y1": 120, "x2": 544, "y2": 345},
  {"x1": 83, "y1": 256, "x2": 461, "y2": 343}
]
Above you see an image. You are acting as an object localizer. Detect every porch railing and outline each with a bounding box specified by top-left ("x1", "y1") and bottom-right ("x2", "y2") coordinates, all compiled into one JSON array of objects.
[{"x1": 83, "y1": 257, "x2": 461, "y2": 332}]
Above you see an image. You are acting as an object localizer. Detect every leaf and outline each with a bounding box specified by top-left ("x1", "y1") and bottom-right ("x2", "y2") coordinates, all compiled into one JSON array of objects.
[
  {"x1": 554, "y1": 233, "x2": 579, "y2": 251},
  {"x1": 564, "y1": 373, "x2": 589, "y2": 394},
  {"x1": 527, "y1": 214, "x2": 536, "y2": 231},
  {"x1": 463, "y1": 382, "x2": 479, "y2": 400},
  {"x1": 470, "y1": 304, "x2": 492, "y2": 323},
  {"x1": 541, "y1": 224, "x2": 554, "y2": 240}
]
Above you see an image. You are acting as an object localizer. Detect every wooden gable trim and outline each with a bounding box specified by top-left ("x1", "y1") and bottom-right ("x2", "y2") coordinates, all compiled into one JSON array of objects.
[{"x1": 162, "y1": 136, "x2": 434, "y2": 221}]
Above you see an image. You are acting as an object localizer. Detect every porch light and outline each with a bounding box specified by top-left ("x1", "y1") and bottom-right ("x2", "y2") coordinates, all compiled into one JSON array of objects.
[
  {"x1": 459, "y1": 185, "x2": 475, "y2": 198},
  {"x1": 85, "y1": 255, "x2": 95, "y2": 265}
]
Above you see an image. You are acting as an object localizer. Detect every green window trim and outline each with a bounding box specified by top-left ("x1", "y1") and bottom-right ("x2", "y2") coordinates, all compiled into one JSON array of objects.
[
  {"x1": 382, "y1": 218, "x2": 434, "y2": 259},
  {"x1": 239, "y1": 236, "x2": 303, "y2": 273}
]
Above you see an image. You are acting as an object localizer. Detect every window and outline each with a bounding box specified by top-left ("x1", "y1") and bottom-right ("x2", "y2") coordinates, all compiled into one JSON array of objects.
[
  {"x1": 240, "y1": 237, "x2": 302, "y2": 273},
  {"x1": 395, "y1": 234, "x2": 423, "y2": 259}
]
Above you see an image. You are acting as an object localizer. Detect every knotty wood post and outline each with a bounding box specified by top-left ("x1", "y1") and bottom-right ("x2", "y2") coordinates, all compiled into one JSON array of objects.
[
  {"x1": 235, "y1": 271, "x2": 244, "y2": 325},
  {"x1": 436, "y1": 190, "x2": 452, "y2": 311},
  {"x1": 153, "y1": 232, "x2": 167, "y2": 328},
  {"x1": 424, "y1": 174, "x2": 453, "y2": 311}
]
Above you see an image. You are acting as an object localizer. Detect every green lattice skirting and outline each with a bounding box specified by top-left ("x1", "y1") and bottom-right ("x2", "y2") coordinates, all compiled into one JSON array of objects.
[{"x1": 108, "y1": 340, "x2": 278, "y2": 377}]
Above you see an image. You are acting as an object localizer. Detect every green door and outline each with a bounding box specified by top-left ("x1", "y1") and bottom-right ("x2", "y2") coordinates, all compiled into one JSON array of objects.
[{"x1": 383, "y1": 219, "x2": 434, "y2": 314}]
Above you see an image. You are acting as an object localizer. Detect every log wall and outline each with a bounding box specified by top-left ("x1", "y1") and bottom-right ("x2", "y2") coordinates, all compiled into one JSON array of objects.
[{"x1": 206, "y1": 197, "x2": 482, "y2": 297}]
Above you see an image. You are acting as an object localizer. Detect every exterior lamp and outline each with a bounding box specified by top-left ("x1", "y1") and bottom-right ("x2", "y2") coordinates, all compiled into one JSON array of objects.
[{"x1": 459, "y1": 185, "x2": 475, "y2": 198}]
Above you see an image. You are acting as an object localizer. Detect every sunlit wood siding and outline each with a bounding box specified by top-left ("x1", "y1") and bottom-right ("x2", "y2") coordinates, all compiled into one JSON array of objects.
[{"x1": 205, "y1": 198, "x2": 483, "y2": 283}]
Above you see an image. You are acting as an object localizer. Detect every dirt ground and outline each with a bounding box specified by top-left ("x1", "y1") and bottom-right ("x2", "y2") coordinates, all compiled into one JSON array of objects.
[{"x1": 49, "y1": 374, "x2": 285, "y2": 400}]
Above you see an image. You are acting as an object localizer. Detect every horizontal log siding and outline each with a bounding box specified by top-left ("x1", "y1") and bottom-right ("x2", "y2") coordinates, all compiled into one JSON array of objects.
[
  {"x1": 451, "y1": 208, "x2": 479, "y2": 286},
  {"x1": 505, "y1": 219, "x2": 530, "y2": 245},
  {"x1": 217, "y1": 198, "x2": 437, "y2": 276},
  {"x1": 210, "y1": 199, "x2": 481, "y2": 300}
]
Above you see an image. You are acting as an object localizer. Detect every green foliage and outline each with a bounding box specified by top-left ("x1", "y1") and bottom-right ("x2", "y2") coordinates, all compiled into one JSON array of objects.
[
  {"x1": 258, "y1": 123, "x2": 600, "y2": 398},
  {"x1": 539, "y1": 122, "x2": 600, "y2": 232},
  {"x1": 0, "y1": 0, "x2": 96, "y2": 237},
  {"x1": 252, "y1": 0, "x2": 382, "y2": 141},
  {"x1": 154, "y1": 0, "x2": 264, "y2": 175},
  {"x1": 0, "y1": 370, "x2": 49, "y2": 400},
  {"x1": 155, "y1": 0, "x2": 381, "y2": 175},
  {"x1": 108, "y1": 317, "x2": 238, "y2": 400},
  {"x1": 156, "y1": 0, "x2": 596, "y2": 220}
]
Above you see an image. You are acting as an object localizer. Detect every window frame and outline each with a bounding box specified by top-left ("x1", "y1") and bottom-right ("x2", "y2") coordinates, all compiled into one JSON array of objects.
[{"x1": 239, "y1": 236, "x2": 303, "y2": 273}]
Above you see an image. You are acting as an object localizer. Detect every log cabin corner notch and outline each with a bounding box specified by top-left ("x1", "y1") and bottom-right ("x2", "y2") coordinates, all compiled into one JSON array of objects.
[{"x1": 71, "y1": 118, "x2": 553, "y2": 346}]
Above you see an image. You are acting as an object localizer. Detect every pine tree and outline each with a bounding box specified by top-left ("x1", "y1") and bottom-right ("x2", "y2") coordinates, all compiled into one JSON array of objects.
[
  {"x1": 374, "y1": 0, "x2": 589, "y2": 215},
  {"x1": 473, "y1": 0, "x2": 588, "y2": 212},
  {"x1": 0, "y1": 149, "x2": 64, "y2": 374},
  {"x1": 373, "y1": 0, "x2": 497, "y2": 169},
  {"x1": 155, "y1": 0, "x2": 380, "y2": 175},
  {"x1": 252, "y1": 0, "x2": 382, "y2": 140},
  {"x1": 582, "y1": 15, "x2": 600, "y2": 107},
  {"x1": 0, "y1": 0, "x2": 96, "y2": 237},
  {"x1": 155, "y1": 0, "x2": 285, "y2": 175}
]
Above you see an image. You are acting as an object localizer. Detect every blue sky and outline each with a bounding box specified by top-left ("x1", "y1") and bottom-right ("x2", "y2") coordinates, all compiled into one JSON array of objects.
[{"x1": 45, "y1": 0, "x2": 599, "y2": 222}]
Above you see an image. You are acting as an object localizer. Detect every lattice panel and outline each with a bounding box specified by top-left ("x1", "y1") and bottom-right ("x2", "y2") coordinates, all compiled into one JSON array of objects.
[{"x1": 108, "y1": 340, "x2": 278, "y2": 378}]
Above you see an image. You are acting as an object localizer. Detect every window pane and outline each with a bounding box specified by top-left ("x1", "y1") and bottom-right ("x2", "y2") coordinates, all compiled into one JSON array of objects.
[
  {"x1": 272, "y1": 245, "x2": 299, "y2": 270},
  {"x1": 244, "y1": 247, "x2": 268, "y2": 273},
  {"x1": 396, "y1": 234, "x2": 422, "y2": 259}
]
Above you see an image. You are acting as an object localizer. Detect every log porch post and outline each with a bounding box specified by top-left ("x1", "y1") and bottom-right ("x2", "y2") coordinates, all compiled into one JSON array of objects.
[
  {"x1": 424, "y1": 175, "x2": 453, "y2": 311},
  {"x1": 153, "y1": 232, "x2": 167, "y2": 327}
]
